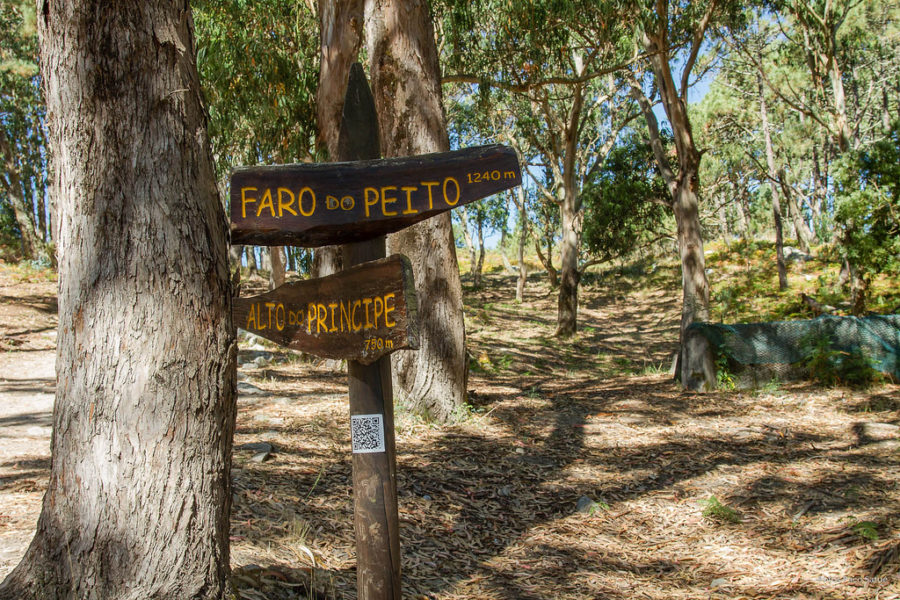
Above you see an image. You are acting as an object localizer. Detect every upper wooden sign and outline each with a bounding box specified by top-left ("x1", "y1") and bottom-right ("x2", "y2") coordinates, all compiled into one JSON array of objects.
[
  {"x1": 230, "y1": 144, "x2": 521, "y2": 247},
  {"x1": 233, "y1": 255, "x2": 417, "y2": 364}
]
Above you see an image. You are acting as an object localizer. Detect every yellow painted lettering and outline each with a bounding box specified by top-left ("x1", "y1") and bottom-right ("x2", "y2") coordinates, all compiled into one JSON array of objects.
[
  {"x1": 401, "y1": 186, "x2": 419, "y2": 215},
  {"x1": 275, "y1": 304, "x2": 285, "y2": 331},
  {"x1": 421, "y1": 181, "x2": 439, "y2": 210},
  {"x1": 328, "y1": 302, "x2": 338, "y2": 333},
  {"x1": 351, "y1": 300, "x2": 362, "y2": 332},
  {"x1": 299, "y1": 187, "x2": 316, "y2": 217},
  {"x1": 307, "y1": 303, "x2": 316, "y2": 334},
  {"x1": 363, "y1": 298, "x2": 374, "y2": 330},
  {"x1": 443, "y1": 176, "x2": 460, "y2": 206},
  {"x1": 326, "y1": 195, "x2": 339, "y2": 210},
  {"x1": 381, "y1": 186, "x2": 398, "y2": 216},
  {"x1": 246, "y1": 303, "x2": 257, "y2": 329},
  {"x1": 257, "y1": 189, "x2": 275, "y2": 217},
  {"x1": 241, "y1": 187, "x2": 258, "y2": 218},
  {"x1": 373, "y1": 296, "x2": 384, "y2": 329},
  {"x1": 383, "y1": 293, "x2": 396, "y2": 327},
  {"x1": 316, "y1": 303, "x2": 327, "y2": 334},
  {"x1": 277, "y1": 188, "x2": 297, "y2": 216},
  {"x1": 265, "y1": 302, "x2": 276, "y2": 329},
  {"x1": 340, "y1": 300, "x2": 351, "y2": 333},
  {"x1": 364, "y1": 187, "x2": 379, "y2": 217},
  {"x1": 341, "y1": 196, "x2": 355, "y2": 210}
]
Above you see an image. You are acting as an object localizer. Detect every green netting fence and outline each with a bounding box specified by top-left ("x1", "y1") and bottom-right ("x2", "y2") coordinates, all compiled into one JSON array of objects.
[{"x1": 688, "y1": 315, "x2": 900, "y2": 388}]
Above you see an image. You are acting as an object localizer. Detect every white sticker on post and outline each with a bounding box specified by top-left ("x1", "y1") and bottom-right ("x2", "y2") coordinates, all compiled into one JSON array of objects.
[{"x1": 350, "y1": 413, "x2": 386, "y2": 454}]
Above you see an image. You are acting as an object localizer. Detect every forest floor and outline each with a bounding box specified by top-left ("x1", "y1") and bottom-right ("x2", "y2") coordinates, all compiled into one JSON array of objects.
[{"x1": 0, "y1": 248, "x2": 898, "y2": 599}]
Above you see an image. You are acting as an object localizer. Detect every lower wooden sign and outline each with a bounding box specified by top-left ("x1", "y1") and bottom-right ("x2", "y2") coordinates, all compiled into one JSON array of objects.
[{"x1": 233, "y1": 255, "x2": 418, "y2": 364}]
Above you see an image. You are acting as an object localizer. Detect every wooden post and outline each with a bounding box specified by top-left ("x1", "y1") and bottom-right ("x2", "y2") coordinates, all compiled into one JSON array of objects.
[{"x1": 339, "y1": 63, "x2": 402, "y2": 600}]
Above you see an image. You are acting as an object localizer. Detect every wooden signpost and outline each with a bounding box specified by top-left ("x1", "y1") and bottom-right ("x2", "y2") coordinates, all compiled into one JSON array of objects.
[
  {"x1": 230, "y1": 63, "x2": 520, "y2": 600},
  {"x1": 233, "y1": 255, "x2": 417, "y2": 364},
  {"x1": 230, "y1": 144, "x2": 520, "y2": 246}
]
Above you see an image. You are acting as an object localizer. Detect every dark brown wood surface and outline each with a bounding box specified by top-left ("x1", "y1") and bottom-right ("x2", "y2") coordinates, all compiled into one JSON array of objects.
[
  {"x1": 340, "y1": 62, "x2": 402, "y2": 600},
  {"x1": 230, "y1": 144, "x2": 520, "y2": 246},
  {"x1": 233, "y1": 254, "x2": 417, "y2": 364}
]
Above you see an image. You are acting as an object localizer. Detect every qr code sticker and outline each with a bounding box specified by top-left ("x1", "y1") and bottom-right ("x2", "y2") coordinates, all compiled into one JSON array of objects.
[{"x1": 350, "y1": 414, "x2": 386, "y2": 454}]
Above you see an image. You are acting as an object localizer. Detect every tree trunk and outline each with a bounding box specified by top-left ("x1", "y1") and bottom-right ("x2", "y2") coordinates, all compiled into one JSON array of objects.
[
  {"x1": 673, "y1": 173, "x2": 715, "y2": 390},
  {"x1": 475, "y1": 216, "x2": 485, "y2": 288},
  {"x1": 632, "y1": 75, "x2": 714, "y2": 390},
  {"x1": 556, "y1": 191, "x2": 580, "y2": 337},
  {"x1": 366, "y1": 0, "x2": 467, "y2": 422},
  {"x1": 778, "y1": 170, "x2": 813, "y2": 252},
  {"x1": 229, "y1": 244, "x2": 243, "y2": 290},
  {"x1": 534, "y1": 234, "x2": 559, "y2": 287},
  {"x1": 516, "y1": 206, "x2": 527, "y2": 303},
  {"x1": 269, "y1": 246, "x2": 286, "y2": 289},
  {"x1": 758, "y1": 75, "x2": 788, "y2": 291},
  {"x1": 0, "y1": 130, "x2": 44, "y2": 260},
  {"x1": 0, "y1": 2, "x2": 236, "y2": 598},
  {"x1": 313, "y1": 0, "x2": 364, "y2": 283},
  {"x1": 246, "y1": 245, "x2": 258, "y2": 275},
  {"x1": 458, "y1": 205, "x2": 478, "y2": 283}
]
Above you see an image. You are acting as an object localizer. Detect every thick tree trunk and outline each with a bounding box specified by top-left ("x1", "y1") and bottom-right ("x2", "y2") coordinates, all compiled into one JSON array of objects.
[
  {"x1": 556, "y1": 191, "x2": 580, "y2": 337},
  {"x1": 758, "y1": 75, "x2": 788, "y2": 291},
  {"x1": 313, "y1": 0, "x2": 364, "y2": 282},
  {"x1": 365, "y1": 0, "x2": 467, "y2": 422},
  {"x1": 1, "y1": 2, "x2": 236, "y2": 599}
]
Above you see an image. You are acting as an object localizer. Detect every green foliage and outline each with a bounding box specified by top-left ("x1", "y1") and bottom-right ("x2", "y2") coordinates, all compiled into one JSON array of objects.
[
  {"x1": 715, "y1": 353, "x2": 736, "y2": 390},
  {"x1": 0, "y1": 0, "x2": 48, "y2": 256},
  {"x1": 581, "y1": 131, "x2": 670, "y2": 261},
  {"x1": 193, "y1": 0, "x2": 320, "y2": 182},
  {"x1": 833, "y1": 122, "x2": 900, "y2": 287},
  {"x1": 700, "y1": 496, "x2": 742, "y2": 524},
  {"x1": 800, "y1": 331, "x2": 884, "y2": 388}
]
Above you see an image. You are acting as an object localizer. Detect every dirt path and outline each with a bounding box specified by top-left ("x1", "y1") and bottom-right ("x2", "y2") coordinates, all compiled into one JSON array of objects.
[{"x1": 0, "y1": 263, "x2": 898, "y2": 599}]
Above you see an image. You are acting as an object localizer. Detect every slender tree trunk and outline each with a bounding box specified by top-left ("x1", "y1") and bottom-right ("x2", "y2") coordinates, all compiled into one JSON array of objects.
[
  {"x1": 365, "y1": 0, "x2": 467, "y2": 422},
  {"x1": 245, "y1": 245, "x2": 258, "y2": 275},
  {"x1": 0, "y1": 2, "x2": 236, "y2": 598},
  {"x1": 516, "y1": 208, "x2": 527, "y2": 303},
  {"x1": 269, "y1": 246, "x2": 286, "y2": 289},
  {"x1": 458, "y1": 205, "x2": 478, "y2": 282},
  {"x1": 229, "y1": 244, "x2": 243, "y2": 290},
  {"x1": 556, "y1": 190, "x2": 580, "y2": 337},
  {"x1": 758, "y1": 75, "x2": 788, "y2": 291},
  {"x1": 475, "y1": 216, "x2": 485, "y2": 288},
  {"x1": 632, "y1": 72, "x2": 714, "y2": 390},
  {"x1": 534, "y1": 234, "x2": 559, "y2": 287},
  {"x1": 0, "y1": 130, "x2": 43, "y2": 260},
  {"x1": 778, "y1": 169, "x2": 813, "y2": 252}
]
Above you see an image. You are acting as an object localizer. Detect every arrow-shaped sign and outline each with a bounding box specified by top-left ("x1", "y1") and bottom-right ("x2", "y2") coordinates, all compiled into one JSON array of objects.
[
  {"x1": 230, "y1": 144, "x2": 521, "y2": 247},
  {"x1": 233, "y1": 255, "x2": 417, "y2": 364}
]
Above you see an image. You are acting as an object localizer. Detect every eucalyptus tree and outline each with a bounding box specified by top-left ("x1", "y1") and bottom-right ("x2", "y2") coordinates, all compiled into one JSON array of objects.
[
  {"x1": 440, "y1": 0, "x2": 642, "y2": 336},
  {"x1": 194, "y1": 0, "x2": 320, "y2": 284},
  {"x1": 1, "y1": 1, "x2": 236, "y2": 596},
  {"x1": 627, "y1": 0, "x2": 749, "y2": 389},
  {"x1": 0, "y1": 1, "x2": 50, "y2": 262},
  {"x1": 365, "y1": 0, "x2": 469, "y2": 422},
  {"x1": 727, "y1": 0, "x2": 899, "y2": 312}
]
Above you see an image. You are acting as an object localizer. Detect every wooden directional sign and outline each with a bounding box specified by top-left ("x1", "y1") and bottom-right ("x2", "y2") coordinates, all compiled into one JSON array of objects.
[
  {"x1": 233, "y1": 255, "x2": 417, "y2": 364},
  {"x1": 230, "y1": 144, "x2": 521, "y2": 246}
]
